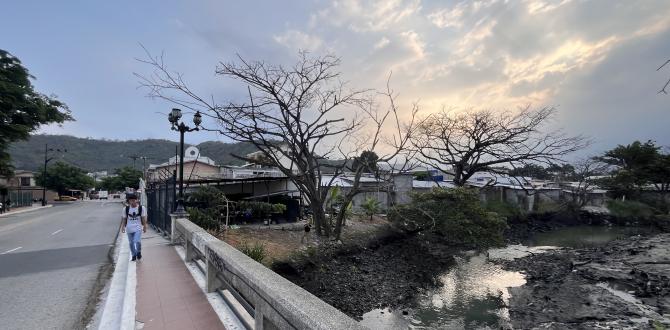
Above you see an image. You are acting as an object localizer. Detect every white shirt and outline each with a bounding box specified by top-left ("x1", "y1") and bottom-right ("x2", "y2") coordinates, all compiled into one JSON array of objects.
[{"x1": 122, "y1": 205, "x2": 146, "y2": 233}]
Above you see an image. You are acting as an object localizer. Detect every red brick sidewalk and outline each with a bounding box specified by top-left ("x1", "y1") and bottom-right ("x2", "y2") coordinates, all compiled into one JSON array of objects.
[{"x1": 135, "y1": 232, "x2": 225, "y2": 330}]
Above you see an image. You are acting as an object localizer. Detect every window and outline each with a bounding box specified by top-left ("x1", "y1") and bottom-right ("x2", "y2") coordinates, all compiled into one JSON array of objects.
[{"x1": 20, "y1": 177, "x2": 31, "y2": 186}]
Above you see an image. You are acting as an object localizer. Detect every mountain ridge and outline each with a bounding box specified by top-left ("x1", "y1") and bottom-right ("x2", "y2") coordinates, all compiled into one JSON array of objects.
[{"x1": 8, "y1": 134, "x2": 257, "y2": 172}]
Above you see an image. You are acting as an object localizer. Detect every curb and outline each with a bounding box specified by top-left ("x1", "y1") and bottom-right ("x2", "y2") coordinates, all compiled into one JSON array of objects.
[
  {"x1": 0, "y1": 205, "x2": 53, "y2": 218},
  {"x1": 98, "y1": 233, "x2": 136, "y2": 330}
]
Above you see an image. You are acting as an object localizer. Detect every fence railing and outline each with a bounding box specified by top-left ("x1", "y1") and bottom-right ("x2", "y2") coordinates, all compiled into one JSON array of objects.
[
  {"x1": 146, "y1": 177, "x2": 176, "y2": 235},
  {"x1": 172, "y1": 217, "x2": 365, "y2": 330}
]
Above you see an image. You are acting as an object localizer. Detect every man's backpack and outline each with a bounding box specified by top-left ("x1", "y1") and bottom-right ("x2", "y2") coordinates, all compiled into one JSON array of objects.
[{"x1": 125, "y1": 205, "x2": 143, "y2": 219}]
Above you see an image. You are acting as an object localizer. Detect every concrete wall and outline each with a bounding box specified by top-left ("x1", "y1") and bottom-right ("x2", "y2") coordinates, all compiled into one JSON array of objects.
[
  {"x1": 393, "y1": 174, "x2": 413, "y2": 205},
  {"x1": 174, "y1": 218, "x2": 365, "y2": 330}
]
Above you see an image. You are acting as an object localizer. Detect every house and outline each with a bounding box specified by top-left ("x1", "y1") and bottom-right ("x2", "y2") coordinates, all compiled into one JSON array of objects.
[
  {"x1": 147, "y1": 146, "x2": 221, "y2": 182},
  {"x1": 0, "y1": 170, "x2": 58, "y2": 207}
]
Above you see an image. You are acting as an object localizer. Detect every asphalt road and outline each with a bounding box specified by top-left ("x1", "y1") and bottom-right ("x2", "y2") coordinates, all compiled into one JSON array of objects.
[{"x1": 0, "y1": 201, "x2": 122, "y2": 330}]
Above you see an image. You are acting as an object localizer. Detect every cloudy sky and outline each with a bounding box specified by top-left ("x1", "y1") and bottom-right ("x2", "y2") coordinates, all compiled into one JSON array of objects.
[{"x1": 3, "y1": 0, "x2": 669, "y2": 155}]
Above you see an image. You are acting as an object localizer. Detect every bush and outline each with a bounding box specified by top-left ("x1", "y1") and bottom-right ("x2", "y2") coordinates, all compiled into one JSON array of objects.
[
  {"x1": 534, "y1": 199, "x2": 563, "y2": 214},
  {"x1": 271, "y1": 203, "x2": 287, "y2": 214},
  {"x1": 607, "y1": 199, "x2": 657, "y2": 220},
  {"x1": 388, "y1": 187, "x2": 507, "y2": 248},
  {"x1": 484, "y1": 200, "x2": 523, "y2": 220},
  {"x1": 361, "y1": 197, "x2": 381, "y2": 220},
  {"x1": 187, "y1": 207, "x2": 219, "y2": 231},
  {"x1": 236, "y1": 201, "x2": 273, "y2": 220},
  {"x1": 238, "y1": 241, "x2": 266, "y2": 263}
]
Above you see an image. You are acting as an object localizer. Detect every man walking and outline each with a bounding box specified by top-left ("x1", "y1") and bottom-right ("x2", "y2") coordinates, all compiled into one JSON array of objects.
[{"x1": 121, "y1": 193, "x2": 147, "y2": 261}]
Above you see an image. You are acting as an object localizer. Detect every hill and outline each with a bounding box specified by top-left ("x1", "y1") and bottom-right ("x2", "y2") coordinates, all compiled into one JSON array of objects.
[{"x1": 8, "y1": 135, "x2": 257, "y2": 172}]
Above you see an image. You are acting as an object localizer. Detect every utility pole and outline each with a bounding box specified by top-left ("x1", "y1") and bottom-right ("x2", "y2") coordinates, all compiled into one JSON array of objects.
[
  {"x1": 41, "y1": 144, "x2": 66, "y2": 206},
  {"x1": 127, "y1": 155, "x2": 140, "y2": 169}
]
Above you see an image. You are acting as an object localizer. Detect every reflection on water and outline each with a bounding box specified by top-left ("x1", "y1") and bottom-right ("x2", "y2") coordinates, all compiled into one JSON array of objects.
[
  {"x1": 361, "y1": 253, "x2": 526, "y2": 329},
  {"x1": 526, "y1": 225, "x2": 655, "y2": 248},
  {"x1": 360, "y1": 226, "x2": 655, "y2": 329}
]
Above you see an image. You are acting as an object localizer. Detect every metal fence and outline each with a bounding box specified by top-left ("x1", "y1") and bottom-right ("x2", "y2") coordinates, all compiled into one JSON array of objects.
[
  {"x1": 146, "y1": 177, "x2": 176, "y2": 235},
  {"x1": 8, "y1": 190, "x2": 34, "y2": 208}
]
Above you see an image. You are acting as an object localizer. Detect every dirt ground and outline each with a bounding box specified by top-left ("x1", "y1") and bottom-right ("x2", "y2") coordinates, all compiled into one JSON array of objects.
[{"x1": 216, "y1": 215, "x2": 390, "y2": 266}]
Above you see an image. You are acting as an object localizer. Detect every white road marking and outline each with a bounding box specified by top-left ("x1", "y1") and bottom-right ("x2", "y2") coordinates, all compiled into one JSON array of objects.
[
  {"x1": 51, "y1": 229, "x2": 63, "y2": 236},
  {"x1": 1, "y1": 247, "x2": 22, "y2": 254}
]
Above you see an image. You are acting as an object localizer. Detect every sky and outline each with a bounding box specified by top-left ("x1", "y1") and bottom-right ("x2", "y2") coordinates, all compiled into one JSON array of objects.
[{"x1": 2, "y1": 0, "x2": 669, "y2": 157}]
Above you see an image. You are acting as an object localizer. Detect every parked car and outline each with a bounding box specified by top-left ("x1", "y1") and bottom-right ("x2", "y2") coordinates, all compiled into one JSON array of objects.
[{"x1": 58, "y1": 196, "x2": 77, "y2": 201}]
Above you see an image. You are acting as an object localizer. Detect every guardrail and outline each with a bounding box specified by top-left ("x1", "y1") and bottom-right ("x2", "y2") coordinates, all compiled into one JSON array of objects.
[{"x1": 172, "y1": 216, "x2": 366, "y2": 330}]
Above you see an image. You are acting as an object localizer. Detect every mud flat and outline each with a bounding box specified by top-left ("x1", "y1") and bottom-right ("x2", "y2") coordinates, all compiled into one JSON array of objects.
[{"x1": 503, "y1": 233, "x2": 670, "y2": 329}]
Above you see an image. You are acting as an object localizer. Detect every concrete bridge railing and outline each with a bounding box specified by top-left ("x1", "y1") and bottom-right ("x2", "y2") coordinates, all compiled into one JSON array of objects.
[{"x1": 172, "y1": 217, "x2": 365, "y2": 330}]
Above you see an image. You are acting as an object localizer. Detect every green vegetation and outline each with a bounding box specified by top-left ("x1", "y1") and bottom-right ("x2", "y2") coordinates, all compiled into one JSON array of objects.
[
  {"x1": 8, "y1": 134, "x2": 257, "y2": 172},
  {"x1": 361, "y1": 196, "x2": 381, "y2": 220},
  {"x1": 35, "y1": 161, "x2": 94, "y2": 195},
  {"x1": 271, "y1": 203, "x2": 287, "y2": 214},
  {"x1": 236, "y1": 201, "x2": 273, "y2": 219},
  {"x1": 186, "y1": 186, "x2": 228, "y2": 230},
  {"x1": 99, "y1": 166, "x2": 142, "y2": 191},
  {"x1": 389, "y1": 187, "x2": 507, "y2": 248},
  {"x1": 597, "y1": 140, "x2": 670, "y2": 199},
  {"x1": 484, "y1": 200, "x2": 524, "y2": 220},
  {"x1": 606, "y1": 200, "x2": 657, "y2": 221},
  {"x1": 238, "y1": 241, "x2": 266, "y2": 263},
  {"x1": 187, "y1": 207, "x2": 220, "y2": 231},
  {"x1": 0, "y1": 50, "x2": 72, "y2": 176}
]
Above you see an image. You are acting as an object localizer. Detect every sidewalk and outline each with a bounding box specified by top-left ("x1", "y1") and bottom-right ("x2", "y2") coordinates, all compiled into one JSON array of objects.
[
  {"x1": 135, "y1": 230, "x2": 226, "y2": 330},
  {"x1": 0, "y1": 204, "x2": 52, "y2": 217}
]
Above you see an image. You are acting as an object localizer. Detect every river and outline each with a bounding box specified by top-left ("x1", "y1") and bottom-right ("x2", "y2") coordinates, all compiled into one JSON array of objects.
[{"x1": 359, "y1": 225, "x2": 656, "y2": 330}]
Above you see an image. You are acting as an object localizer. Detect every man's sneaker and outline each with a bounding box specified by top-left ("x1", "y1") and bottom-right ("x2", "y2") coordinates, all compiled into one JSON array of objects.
[
  {"x1": 137, "y1": 253, "x2": 142, "y2": 260},
  {"x1": 131, "y1": 256, "x2": 137, "y2": 261}
]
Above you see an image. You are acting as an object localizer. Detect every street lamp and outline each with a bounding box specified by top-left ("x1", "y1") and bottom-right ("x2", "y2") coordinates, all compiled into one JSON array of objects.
[
  {"x1": 168, "y1": 108, "x2": 201, "y2": 214},
  {"x1": 41, "y1": 144, "x2": 66, "y2": 206}
]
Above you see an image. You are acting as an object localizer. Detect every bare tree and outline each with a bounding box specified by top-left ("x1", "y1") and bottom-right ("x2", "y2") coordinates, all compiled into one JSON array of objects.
[
  {"x1": 564, "y1": 158, "x2": 609, "y2": 209},
  {"x1": 137, "y1": 51, "x2": 415, "y2": 240},
  {"x1": 411, "y1": 107, "x2": 589, "y2": 186},
  {"x1": 658, "y1": 59, "x2": 670, "y2": 94}
]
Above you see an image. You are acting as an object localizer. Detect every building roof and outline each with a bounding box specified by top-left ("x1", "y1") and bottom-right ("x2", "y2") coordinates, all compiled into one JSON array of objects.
[
  {"x1": 412, "y1": 180, "x2": 456, "y2": 189},
  {"x1": 148, "y1": 146, "x2": 217, "y2": 169}
]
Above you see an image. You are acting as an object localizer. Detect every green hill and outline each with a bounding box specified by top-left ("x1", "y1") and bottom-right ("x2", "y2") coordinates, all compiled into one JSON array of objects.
[{"x1": 8, "y1": 135, "x2": 257, "y2": 172}]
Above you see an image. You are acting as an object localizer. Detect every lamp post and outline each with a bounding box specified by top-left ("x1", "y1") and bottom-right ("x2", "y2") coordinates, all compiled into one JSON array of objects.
[
  {"x1": 168, "y1": 108, "x2": 202, "y2": 214},
  {"x1": 41, "y1": 144, "x2": 66, "y2": 206}
]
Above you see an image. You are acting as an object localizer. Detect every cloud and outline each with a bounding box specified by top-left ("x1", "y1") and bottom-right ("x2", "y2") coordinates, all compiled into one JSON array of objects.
[
  {"x1": 374, "y1": 36, "x2": 391, "y2": 50},
  {"x1": 273, "y1": 30, "x2": 322, "y2": 51},
  {"x1": 310, "y1": 0, "x2": 422, "y2": 32}
]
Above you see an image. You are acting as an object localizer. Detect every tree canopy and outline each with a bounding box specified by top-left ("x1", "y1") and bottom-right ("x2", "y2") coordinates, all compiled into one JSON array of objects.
[
  {"x1": 99, "y1": 166, "x2": 143, "y2": 191},
  {"x1": 35, "y1": 162, "x2": 94, "y2": 195},
  {"x1": 597, "y1": 140, "x2": 670, "y2": 198},
  {"x1": 411, "y1": 107, "x2": 588, "y2": 186},
  {"x1": 0, "y1": 49, "x2": 72, "y2": 175}
]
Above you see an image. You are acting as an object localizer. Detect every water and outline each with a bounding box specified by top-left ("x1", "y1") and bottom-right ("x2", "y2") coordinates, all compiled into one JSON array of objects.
[
  {"x1": 360, "y1": 225, "x2": 655, "y2": 330},
  {"x1": 525, "y1": 225, "x2": 655, "y2": 248}
]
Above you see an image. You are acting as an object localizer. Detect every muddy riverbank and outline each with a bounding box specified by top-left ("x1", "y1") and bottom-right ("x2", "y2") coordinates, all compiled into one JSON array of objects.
[
  {"x1": 502, "y1": 233, "x2": 670, "y2": 329},
  {"x1": 273, "y1": 232, "x2": 458, "y2": 319}
]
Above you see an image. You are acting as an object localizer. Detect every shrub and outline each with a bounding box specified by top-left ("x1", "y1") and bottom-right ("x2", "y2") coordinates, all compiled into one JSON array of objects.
[
  {"x1": 187, "y1": 207, "x2": 219, "y2": 231},
  {"x1": 236, "y1": 201, "x2": 273, "y2": 220},
  {"x1": 484, "y1": 200, "x2": 523, "y2": 220},
  {"x1": 238, "y1": 241, "x2": 266, "y2": 263},
  {"x1": 388, "y1": 187, "x2": 507, "y2": 248},
  {"x1": 271, "y1": 203, "x2": 287, "y2": 214},
  {"x1": 607, "y1": 199, "x2": 657, "y2": 220},
  {"x1": 361, "y1": 197, "x2": 381, "y2": 220},
  {"x1": 187, "y1": 186, "x2": 227, "y2": 208}
]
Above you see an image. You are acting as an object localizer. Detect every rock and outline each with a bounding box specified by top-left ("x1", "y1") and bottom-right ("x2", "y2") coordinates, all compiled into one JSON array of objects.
[{"x1": 502, "y1": 233, "x2": 670, "y2": 329}]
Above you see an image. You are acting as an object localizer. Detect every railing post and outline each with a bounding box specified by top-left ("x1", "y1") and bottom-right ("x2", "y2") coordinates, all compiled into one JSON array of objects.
[
  {"x1": 170, "y1": 214, "x2": 179, "y2": 244},
  {"x1": 185, "y1": 241, "x2": 197, "y2": 262},
  {"x1": 206, "y1": 258, "x2": 223, "y2": 293}
]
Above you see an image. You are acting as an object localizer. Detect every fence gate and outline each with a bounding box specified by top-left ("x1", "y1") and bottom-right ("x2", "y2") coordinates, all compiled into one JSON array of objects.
[{"x1": 146, "y1": 176, "x2": 176, "y2": 235}]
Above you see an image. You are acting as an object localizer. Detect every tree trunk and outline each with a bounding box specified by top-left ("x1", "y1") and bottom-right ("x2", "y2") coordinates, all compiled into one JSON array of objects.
[{"x1": 311, "y1": 204, "x2": 327, "y2": 237}]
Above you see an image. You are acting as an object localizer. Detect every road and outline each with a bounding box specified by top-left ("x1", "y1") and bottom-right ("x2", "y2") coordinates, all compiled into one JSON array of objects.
[{"x1": 0, "y1": 201, "x2": 122, "y2": 330}]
